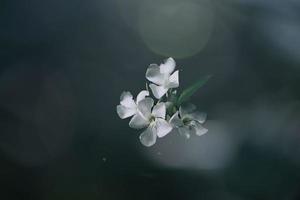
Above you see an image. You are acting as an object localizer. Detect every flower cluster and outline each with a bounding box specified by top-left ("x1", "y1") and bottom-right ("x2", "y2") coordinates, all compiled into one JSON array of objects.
[{"x1": 117, "y1": 58, "x2": 209, "y2": 147}]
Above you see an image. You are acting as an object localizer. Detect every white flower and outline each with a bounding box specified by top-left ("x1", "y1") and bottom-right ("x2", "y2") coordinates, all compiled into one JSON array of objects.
[
  {"x1": 169, "y1": 104, "x2": 208, "y2": 139},
  {"x1": 146, "y1": 57, "x2": 179, "y2": 99},
  {"x1": 129, "y1": 97, "x2": 172, "y2": 147},
  {"x1": 116, "y1": 90, "x2": 149, "y2": 119}
]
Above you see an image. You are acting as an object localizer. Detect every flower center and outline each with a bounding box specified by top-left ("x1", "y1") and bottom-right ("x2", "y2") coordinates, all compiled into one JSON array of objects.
[
  {"x1": 149, "y1": 115, "x2": 156, "y2": 123},
  {"x1": 182, "y1": 117, "x2": 192, "y2": 125}
]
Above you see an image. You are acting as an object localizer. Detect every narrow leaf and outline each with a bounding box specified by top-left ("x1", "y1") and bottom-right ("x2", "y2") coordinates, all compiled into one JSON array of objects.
[{"x1": 177, "y1": 75, "x2": 212, "y2": 105}]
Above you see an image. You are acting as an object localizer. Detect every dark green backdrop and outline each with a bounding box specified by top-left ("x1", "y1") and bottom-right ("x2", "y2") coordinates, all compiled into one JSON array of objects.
[{"x1": 1, "y1": 0, "x2": 300, "y2": 199}]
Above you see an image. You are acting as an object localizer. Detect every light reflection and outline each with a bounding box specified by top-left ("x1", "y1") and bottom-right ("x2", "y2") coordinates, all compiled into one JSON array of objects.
[
  {"x1": 248, "y1": 100, "x2": 300, "y2": 164},
  {"x1": 144, "y1": 120, "x2": 237, "y2": 170},
  {"x1": 213, "y1": 97, "x2": 300, "y2": 165}
]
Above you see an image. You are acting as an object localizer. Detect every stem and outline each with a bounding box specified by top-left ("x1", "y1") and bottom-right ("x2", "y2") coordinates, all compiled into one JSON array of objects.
[
  {"x1": 166, "y1": 102, "x2": 178, "y2": 117},
  {"x1": 167, "y1": 89, "x2": 173, "y2": 100}
]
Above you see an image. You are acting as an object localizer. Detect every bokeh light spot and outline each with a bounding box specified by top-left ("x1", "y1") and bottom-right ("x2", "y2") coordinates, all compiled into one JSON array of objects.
[{"x1": 138, "y1": 0, "x2": 215, "y2": 58}]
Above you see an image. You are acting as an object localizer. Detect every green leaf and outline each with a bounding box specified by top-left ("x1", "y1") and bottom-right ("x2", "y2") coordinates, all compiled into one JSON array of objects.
[{"x1": 177, "y1": 75, "x2": 212, "y2": 105}]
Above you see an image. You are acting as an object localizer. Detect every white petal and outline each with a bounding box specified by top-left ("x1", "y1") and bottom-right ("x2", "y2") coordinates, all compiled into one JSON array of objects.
[
  {"x1": 139, "y1": 125, "x2": 157, "y2": 147},
  {"x1": 152, "y1": 103, "x2": 166, "y2": 119},
  {"x1": 167, "y1": 70, "x2": 179, "y2": 88},
  {"x1": 120, "y1": 91, "x2": 136, "y2": 108},
  {"x1": 149, "y1": 84, "x2": 168, "y2": 99},
  {"x1": 154, "y1": 118, "x2": 172, "y2": 138},
  {"x1": 179, "y1": 103, "x2": 196, "y2": 118},
  {"x1": 190, "y1": 121, "x2": 208, "y2": 136},
  {"x1": 137, "y1": 97, "x2": 154, "y2": 119},
  {"x1": 169, "y1": 112, "x2": 184, "y2": 127},
  {"x1": 129, "y1": 113, "x2": 149, "y2": 129},
  {"x1": 189, "y1": 125, "x2": 197, "y2": 136},
  {"x1": 160, "y1": 57, "x2": 175, "y2": 74},
  {"x1": 146, "y1": 64, "x2": 165, "y2": 85},
  {"x1": 116, "y1": 105, "x2": 136, "y2": 119},
  {"x1": 136, "y1": 90, "x2": 149, "y2": 103},
  {"x1": 178, "y1": 126, "x2": 190, "y2": 139},
  {"x1": 187, "y1": 111, "x2": 207, "y2": 123}
]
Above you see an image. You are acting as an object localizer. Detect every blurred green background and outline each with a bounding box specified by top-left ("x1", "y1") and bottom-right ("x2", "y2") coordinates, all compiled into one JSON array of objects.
[{"x1": 1, "y1": 0, "x2": 300, "y2": 199}]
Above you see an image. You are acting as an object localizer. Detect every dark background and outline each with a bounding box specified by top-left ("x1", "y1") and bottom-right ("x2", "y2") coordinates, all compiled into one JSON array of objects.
[{"x1": 1, "y1": 0, "x2": 300, "y2": 199}]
